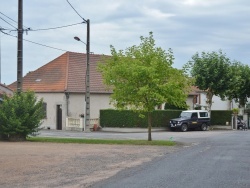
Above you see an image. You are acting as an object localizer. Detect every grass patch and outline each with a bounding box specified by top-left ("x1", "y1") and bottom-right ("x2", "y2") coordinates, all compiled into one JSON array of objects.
[{"x1": 27, "y1": 137, "x2": 175, "y2": 146}]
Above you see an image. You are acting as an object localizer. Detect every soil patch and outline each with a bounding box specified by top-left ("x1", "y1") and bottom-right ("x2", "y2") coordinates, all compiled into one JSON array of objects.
[{"x1": 0, "y1": 142, "x2": 181, "y2": 187}]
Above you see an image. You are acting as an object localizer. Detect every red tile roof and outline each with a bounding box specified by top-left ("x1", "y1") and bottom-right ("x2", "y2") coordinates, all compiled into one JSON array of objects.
[{"x1": 8, "y1": 52, "x2": 112, "y2": 94}]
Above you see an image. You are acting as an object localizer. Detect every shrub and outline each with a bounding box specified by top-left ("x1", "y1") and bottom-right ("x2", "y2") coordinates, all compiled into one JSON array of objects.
[{"x1": 0, "y1": 91, "x2": 44, "y2": 141}]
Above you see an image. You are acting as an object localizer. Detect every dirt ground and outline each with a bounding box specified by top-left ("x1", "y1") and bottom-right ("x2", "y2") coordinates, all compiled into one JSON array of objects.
[{"x1": 0, "y1": 142, "x2": 181, "y2": 188}]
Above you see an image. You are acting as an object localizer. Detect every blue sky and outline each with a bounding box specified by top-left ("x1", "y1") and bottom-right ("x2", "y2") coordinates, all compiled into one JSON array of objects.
[{"x1": 0, "y1": 0, "x2": 250, "y2": 85}]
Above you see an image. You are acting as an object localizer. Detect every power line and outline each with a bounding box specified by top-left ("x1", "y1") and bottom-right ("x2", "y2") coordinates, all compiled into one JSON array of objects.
[
  {"x1": 66, "y1": 0, "x2": 87, "y2": 22},
  {"x1": 1, "y1": 11, "x2": 83, "y2": 32},
  {"x1": 0, "y1": 30, "x2": 67, "y2": 52},
  {"x1": 0, "y1": 12, "x2": 17, "y2": 24},
  {"x1": 0, "y1": 11, "x2": 29, "y2": 30},
  {"x1": 29, "y1": 21, "x2": 84, "y2": 31},
  {"x1": 0, "y1": 16, "x2": 17, "y2": 29}
]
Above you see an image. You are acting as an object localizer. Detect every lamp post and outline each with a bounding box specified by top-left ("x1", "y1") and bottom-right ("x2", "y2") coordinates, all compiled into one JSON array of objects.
[{"x1": 74, "y1": 19, "x2": 90, "y2": 131}]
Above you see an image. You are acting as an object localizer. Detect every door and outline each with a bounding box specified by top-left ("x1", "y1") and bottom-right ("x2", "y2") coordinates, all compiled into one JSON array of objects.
[
  {"x1": 190, "y1": 112, "x2": 198, "y2": 128},
  {"x1": 56, "y1": 105, "x2": 62, "y2": 130}
]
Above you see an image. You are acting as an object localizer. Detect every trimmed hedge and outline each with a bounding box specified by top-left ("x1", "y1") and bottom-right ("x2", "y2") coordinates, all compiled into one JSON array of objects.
[
  {"x1": 100, "y1": 109, "x2": 233, "y2": 127},
  {"x1": 100, "y1": 109, "x2": 182, "y2": 128},
  {"x1": 210, "y1": 110, "x2": 232, "y2": 125}
]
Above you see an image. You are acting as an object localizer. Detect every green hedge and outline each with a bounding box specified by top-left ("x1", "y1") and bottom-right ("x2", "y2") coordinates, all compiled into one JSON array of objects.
[
  {"x1": 100, "y1": 109, "x2": 233, "y2": 127},
  {"x1": 210, "y1": 110, "x2": 232, "y2": 125},
  {"x1": 100, "y1": 109, "x2": 182, "y2": 128}
]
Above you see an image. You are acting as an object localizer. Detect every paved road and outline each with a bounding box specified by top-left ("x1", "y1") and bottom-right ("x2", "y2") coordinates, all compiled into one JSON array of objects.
[{"x1": 89, "y1": 130, "x2": 250, "y2": 188}]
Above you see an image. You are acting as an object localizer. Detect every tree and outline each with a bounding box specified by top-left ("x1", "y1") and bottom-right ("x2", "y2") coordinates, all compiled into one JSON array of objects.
[
  {"x1": 184, "y1": 50, "x2": 232, "y2": 115},
  {"x1": 226, "y1": 61, "x2": 250, "y2": 114},
  {"x1": 164, "y1": 102, "x2": 188, "y2": 110},
  {"x1": 0, "y1": 91, "x2": 44, "y2": 141},
  {"x1": 99, "y1": 32, "x2": 191, "y2": 141}
]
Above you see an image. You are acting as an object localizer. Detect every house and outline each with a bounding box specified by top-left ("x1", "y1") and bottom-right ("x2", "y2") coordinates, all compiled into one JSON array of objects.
[
  {"x1": 187, "y1": 86, "x2": 237, "y2": 111},
  {"x1": 8, "y1": 51, "x2": 235, "y2": 131},
  {"x1": 0, "y1": 83, "x2": 13, "y2": 102},
  {"x1": 9, "y1": 52, "x2": 114, "y2": 130}
]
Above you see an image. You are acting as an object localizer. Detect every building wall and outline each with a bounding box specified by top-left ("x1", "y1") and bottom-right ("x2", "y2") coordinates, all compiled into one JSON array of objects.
[
  {"x1": 186, "y1": 96, "x2": 195, "y2": 110},
  {"x1": 199, "y1": 92, "x2": 232, "y2": 110},
  {"x1": 0, "y1": 84, "x2": 13, "y2": 96},
  {"x1": 68, "y1": 93, "x2": 114, "y2": 118},
  {"x1": 36, "y1": 93, "x2": 66, "y2": 130},
  {"x1": 36, "y1": 92, "x2": 114, "y2": 130}
]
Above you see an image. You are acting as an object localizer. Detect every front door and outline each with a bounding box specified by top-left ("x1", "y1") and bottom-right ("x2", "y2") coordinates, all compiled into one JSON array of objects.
[{"x1": 56, "y1": 105, "x2": 62, "y2": 130}]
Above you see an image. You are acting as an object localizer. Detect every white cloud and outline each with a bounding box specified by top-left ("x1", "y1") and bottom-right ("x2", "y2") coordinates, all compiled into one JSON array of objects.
[{"x1": 142, "y1": 7, "x2": 176, "y2": 19}]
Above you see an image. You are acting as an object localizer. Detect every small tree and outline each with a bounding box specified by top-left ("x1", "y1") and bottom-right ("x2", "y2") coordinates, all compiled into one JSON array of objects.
[
  {"x1": 0, "y1": 91, "x2": 44, "y2": 141},
  {"x1": 184, "y1": 50, "x2": 232, "y2": 115},
  {"x1": 99, "y1": 32, "x2": 191, "y2": 141}
]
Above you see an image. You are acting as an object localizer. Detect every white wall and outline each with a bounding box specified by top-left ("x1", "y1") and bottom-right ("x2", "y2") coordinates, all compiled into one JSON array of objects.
[
  {"x1": 36, "y1": 93, "x2": 66, "y2": 130},
  {"x1": 199, "y1": 92, "x2": 231, "y2": 110},
  {"x1": 186, "y1": 96, "x2": 194, "y2": 110},
  {"x1": 36, "y1": 92, "x2": 114, "y2": 130},
  {"x1": 68, "y1": 93, "x2": 114, "y2": 119},
  {"x1": 0, "y1": 85, "x2": 13, "y2": 96}
]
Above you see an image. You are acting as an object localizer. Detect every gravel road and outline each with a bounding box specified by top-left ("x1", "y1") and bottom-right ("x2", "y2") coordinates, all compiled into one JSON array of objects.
[{"x1": 0, "y1": 142, "x2": 181, "y2": 188}]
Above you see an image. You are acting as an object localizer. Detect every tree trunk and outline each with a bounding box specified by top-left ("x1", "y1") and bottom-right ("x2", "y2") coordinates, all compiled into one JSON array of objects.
[
  {"x1": 147, "y1": 112, "x2": 152, "y2": 141},
  {"x1": 206, "y1": 91, "x2": 213, "y2": 116}
]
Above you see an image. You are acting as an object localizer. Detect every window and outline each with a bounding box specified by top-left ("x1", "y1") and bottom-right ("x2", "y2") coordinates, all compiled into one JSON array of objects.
[
  {"x1": 191, "y1": 113, "x2": 198, "y2": 118},
  {"x1": 199, "y1": 112, "x2": 208, "y2": 117},
  {"x1": 43, "y1": 102, "x2": 47, "y2": 118}
]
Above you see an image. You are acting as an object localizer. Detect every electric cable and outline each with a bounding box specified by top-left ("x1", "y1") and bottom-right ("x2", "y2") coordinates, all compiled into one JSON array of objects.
[
  {"x1": 0, "y1": 16, "x2": 17, "y2": 29},
  {"x1": 66, "y1": 0, "x2": 87, "y2": 22},
  {"x1": 0, "y1": 30, "x2": 67, "y2": 52},
  {"x1": 29, "y1": 21, "x2": 84, "y2": 31}
]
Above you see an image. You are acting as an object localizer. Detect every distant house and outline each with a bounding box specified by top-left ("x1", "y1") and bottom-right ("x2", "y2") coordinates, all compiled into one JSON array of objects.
[
  {"x1": 0, "y1": 83, "x2": 13, "y2": 102},
  {"x1": 187, "y1": 86, "x2": 237, "y2": 111},
  {"x1": 8, "y1": 52, "x2": 235, "y2": 130}
]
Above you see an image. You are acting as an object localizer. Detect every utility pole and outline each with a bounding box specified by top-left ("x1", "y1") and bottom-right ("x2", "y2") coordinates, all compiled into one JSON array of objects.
[
  {"x1": 85, "y1": 19, "x2": 90, "y2": 129},
  {"x1": 17, "y1": 0, "x2": 23, "y2": 93},
  {"x1": 0, "y1": 30, "x2": 1, "y2": 83}
]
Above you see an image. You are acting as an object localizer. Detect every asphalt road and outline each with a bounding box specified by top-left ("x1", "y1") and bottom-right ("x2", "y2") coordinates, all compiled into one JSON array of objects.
[{"x1": 91, "y1": 130, "x2": 250, "y2": 188}]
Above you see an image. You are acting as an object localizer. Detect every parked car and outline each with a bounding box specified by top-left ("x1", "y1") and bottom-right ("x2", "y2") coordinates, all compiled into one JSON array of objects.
[{"x1": 169, "y1": 110, "x2": 210, "y2": 132}]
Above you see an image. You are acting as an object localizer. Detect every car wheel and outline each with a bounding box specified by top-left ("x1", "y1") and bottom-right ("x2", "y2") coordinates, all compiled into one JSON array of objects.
[
  {"x1": 181, "y1": 124, "x2": 188, "y2": 132},
  {"x1": 201, "y1": 123, "x2": 207, "y2": 131}
]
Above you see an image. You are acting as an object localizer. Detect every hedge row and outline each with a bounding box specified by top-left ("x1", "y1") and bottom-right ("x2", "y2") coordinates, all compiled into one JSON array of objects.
[{"x1": 100, "y1": 109, "x2": 233, "y2": 128}]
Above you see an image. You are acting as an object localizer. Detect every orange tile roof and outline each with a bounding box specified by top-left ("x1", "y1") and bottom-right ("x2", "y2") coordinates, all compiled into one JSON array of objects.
[{"x1": 8, "y1": 52, "x2": 112, "y2": 94}]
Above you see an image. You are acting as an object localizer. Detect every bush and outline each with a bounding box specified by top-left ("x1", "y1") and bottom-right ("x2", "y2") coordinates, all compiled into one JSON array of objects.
[{"x1": 0, "y1": 91, "x2": 44, "y2": 141}]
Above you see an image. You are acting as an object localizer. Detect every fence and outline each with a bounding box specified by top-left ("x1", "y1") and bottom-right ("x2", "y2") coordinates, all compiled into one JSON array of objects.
[{"x1": 66, "y1": 117, "x2": 99, "y2": 131}]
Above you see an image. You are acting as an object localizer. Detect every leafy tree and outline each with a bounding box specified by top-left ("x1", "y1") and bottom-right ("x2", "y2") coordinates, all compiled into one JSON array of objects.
[
  {"x1": 0, "y1": 91, "x2": 44, "y2": 141},
  {"x1": 184, "y1": 50, "x2": 232, "y2": 115},
  {"x1": 99, "y1": 32, "x2": 191, "y2": 141},
  {"x1": 226, "y1": 61, "x2": 250, "y2": 113},
  {"x1": 164, "y1": 102, "x2": 188, "y2": 110}
]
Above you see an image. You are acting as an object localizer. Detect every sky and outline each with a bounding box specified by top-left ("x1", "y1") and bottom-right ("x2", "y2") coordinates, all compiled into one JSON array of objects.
[{"x1": 0, "y1": 0, "x2": 250, "y2": 85}]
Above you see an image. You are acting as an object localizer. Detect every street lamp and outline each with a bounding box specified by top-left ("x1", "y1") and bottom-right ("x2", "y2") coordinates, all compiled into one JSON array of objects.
[{"x1": 74, "y1": 19, "x2": 90, "y2": 131}]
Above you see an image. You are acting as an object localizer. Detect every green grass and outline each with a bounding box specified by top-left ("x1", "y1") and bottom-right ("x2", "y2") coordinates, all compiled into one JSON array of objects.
[{"x1": 27, "y1": 137, "x2": 175, "y2": 146}]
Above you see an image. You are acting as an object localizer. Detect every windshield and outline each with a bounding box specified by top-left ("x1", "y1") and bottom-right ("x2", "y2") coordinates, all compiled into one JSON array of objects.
[{"x1": 180, "y1": 112, "x2": 192, "y2": 118}]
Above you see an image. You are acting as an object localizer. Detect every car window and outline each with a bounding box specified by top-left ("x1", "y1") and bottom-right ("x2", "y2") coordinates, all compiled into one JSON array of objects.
[
  {"x1": 180, "y1": 112, "x2": 192, "y2": 118},
  {"x1": 199, "y1": 112, "x2": 208, "y2": 117},
  {"x1": 191, "y1": 113, "x2": 198, "y2": 118}
]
